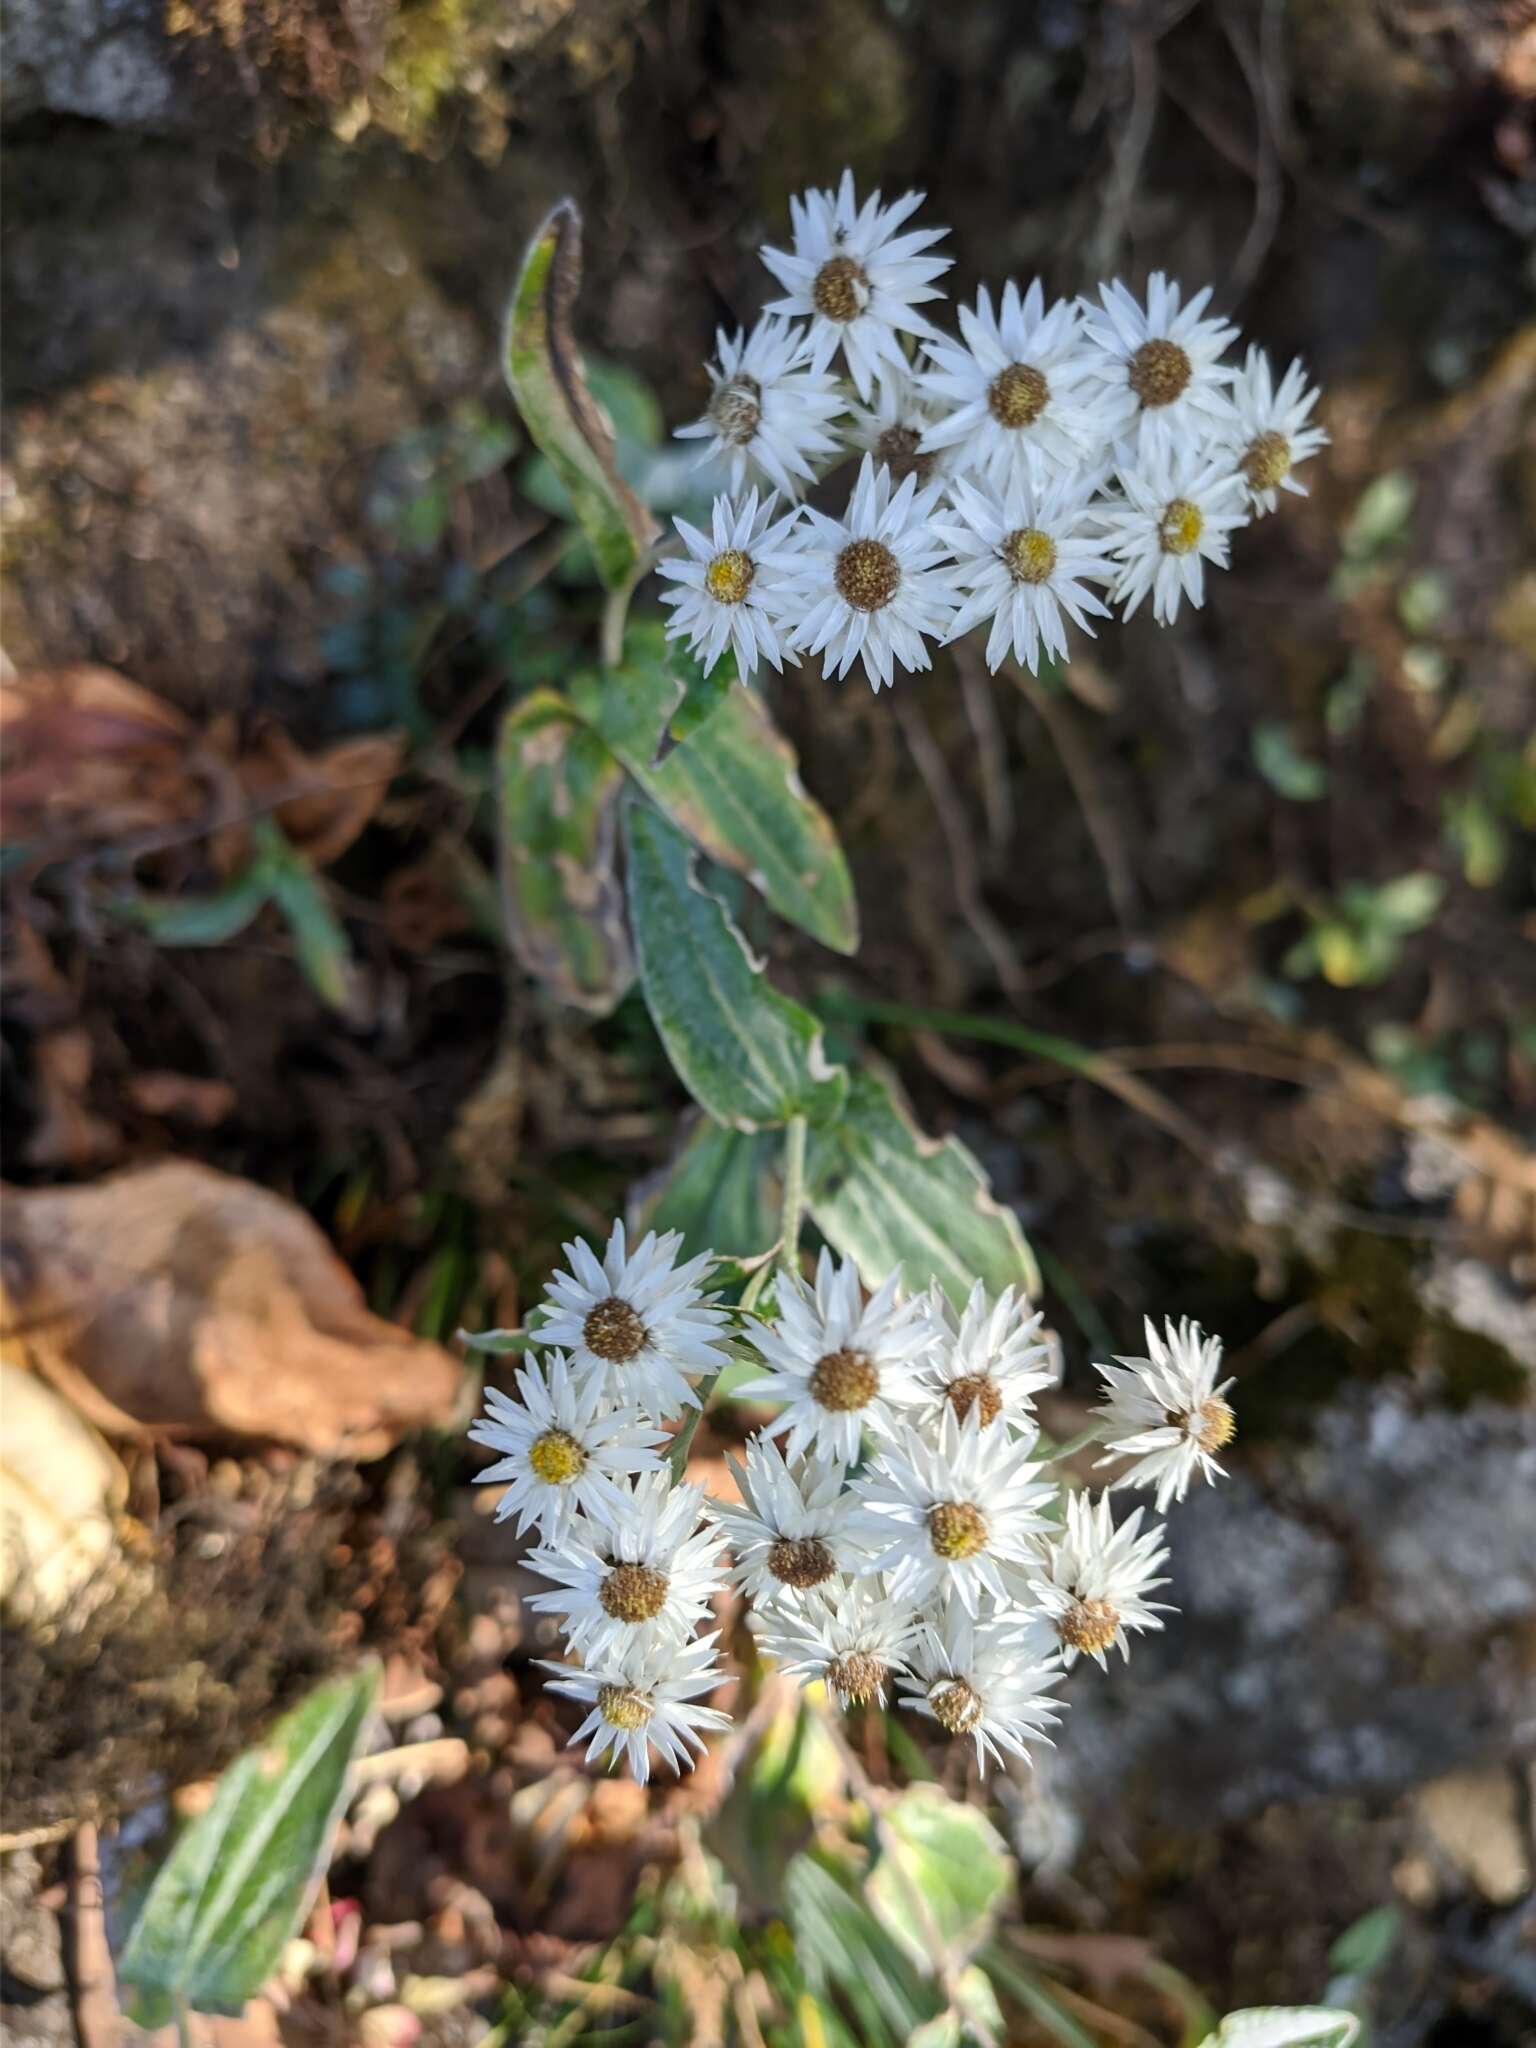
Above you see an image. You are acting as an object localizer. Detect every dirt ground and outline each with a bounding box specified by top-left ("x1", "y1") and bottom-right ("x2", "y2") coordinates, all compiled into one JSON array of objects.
[{"x1": 3, "y1": 0, "x2": 1535, "y2": 2040}]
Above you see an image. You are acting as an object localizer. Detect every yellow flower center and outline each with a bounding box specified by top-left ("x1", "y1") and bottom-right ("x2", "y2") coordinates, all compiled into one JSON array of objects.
[
  {"x1": 928, "y1": 1677, "x2": 984, "y2": 1735},
  {"x1": 945, "y1": 1375, "x2": 1003, "y2": 1427},
  {"x1": 812, "y1": 254, "x2": 869, "y2": 323},
  {"x1": 810, "y1": 1347, "x2": 880, "y2": 1412},
  {"x1": 1242, "y1": 430, "x2": 1292, "y2": 493},
  {"x1": 583, "y1": 1296, "x2": 648, "y2": 1363},
  {"x1": 1159, "y1": 498, "x2": 1204, "y2": 556},
  {"x1": 598, "y1": 1562, "x2": 670, "y2": 1623},
  {"x1": 927, "y1": 1500, "x2": 989, "y2": 1560},
  {"x1": 705, "y1": 549, "x2": 755, "y2": 606},
  {"x1": 1165, "y1": 1395, "x2": 1236, "y2": 1453},
  {"x1": 1056, "y1": 1596, "x2": 1120, "y2": 1655},
  {"x1": 1002, "y1": 526, "x2": 1058, "y2": 586},
  {"x1": 1129, "y1": 338, "x2": 1192, "y2": 408},
  {"x1": 827, "y1": 1650, "x2": 888, "y2": 1705},
  {"x1": 528, "y1": 1428, "x2": 586, "y2": 1485},
  {"x1": 708, "y1": 374, "x2": 762, "y2": 445},
  {"x1": 834, "y1": 539, "x2": 901, "y2": 612},
  {"x1": 988, "y1": 362, "x2": 1050, "y2": 429},
  {"x1": 596, "y1": 1683, "x2": 653, "y2": 1732},
  {"x1": 766, "y1": 1534, "x2": 836, "y2": 1589}
]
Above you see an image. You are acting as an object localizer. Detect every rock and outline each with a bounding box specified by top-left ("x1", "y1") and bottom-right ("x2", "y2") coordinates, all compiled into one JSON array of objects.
[{"x1": 3, "y1": 0, "x2": 176, "y2": 127}]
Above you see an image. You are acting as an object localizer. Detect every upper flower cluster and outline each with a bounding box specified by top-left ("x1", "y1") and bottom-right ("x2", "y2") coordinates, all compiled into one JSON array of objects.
[
  {"x1": 469, "y1": 1221, "x2": 1236, "y2": 1783},
  {"x1": 661, "y1": 170, "x2": 1327, "y2": 691}
]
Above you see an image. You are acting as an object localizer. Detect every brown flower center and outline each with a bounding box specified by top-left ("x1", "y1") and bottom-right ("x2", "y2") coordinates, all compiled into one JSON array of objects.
[
  {"x1": 927, "y1": 1500, "x2": 989, "y2": 1560},
  {"x1": 945, "y1": 1375, "x2": 1003, "y2": 1428},
  {"x1": 827, "y1": 1650, "x2": 888, "y2": 1706},
  {"x1": 598, "y1": 1562, "x2": 670, "y2": 1623},
  {"x1": 1165, "y1": 1395, "x2": 1236, "y2": 1453},
  {"x1": 1001, "y1": 526, "x2": 1058, "y2": 586},
  {"x1": 766, "y1": 1534, "x2": 836, "y2": 1590},
  {"x1": 811, "y1": 1347, "x2": 880, "y2": 1411},
  {"x1": 584, "y1": 1296, "x2": 648, "y2": 1363},
  {"x1": 834, "y1": 539, "x2": 900, "y2": 613},
  {"x1": 705, "y1": 549, "x2": 755, "y2": 605},
  {"x1": 1056, "y1": 1596, "x2": 1120, "y2": 1656},
  {"x1": 812, "y1": 254, "x2": 869, "y2": 323},
  {"x1": 988, "y1": 362, "x2": 1050, "y2": 429},
  {"x1": 1129, "y1": 338, "x2": 1192, "y2": 408},
  {"x1": 596, "y1": 1683, "x2": 653, "y2": 1731},
  {"x1": 1242, "y1": 430, "x2": 1292, "y2": 493},
  {"x1": 928, "y1": 1677, "x2": 984, "y2": 1735},
  {"x1": 527, "y1": 1428, "x2": 586, "y2": 1485},
  {"x1": 874, "y1": 422, "x2": 934, "y2": 486},
  {"x1": 708, "y1": 373, "x2": 762, "y2": 445},
  {"x1": 1158, "y1": 498, "x2": 1204, "y2": 556}
]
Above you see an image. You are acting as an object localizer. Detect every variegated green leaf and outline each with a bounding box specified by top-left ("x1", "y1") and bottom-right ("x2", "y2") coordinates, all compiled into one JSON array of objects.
[
  {"x1": 497, "y1": 688, "x2": 633, "y2": 1012},
  {"x1": 635, "y1": 1114, "x2": 780, "y2": 1264},
  {"x1": 502, "y1": 200, "x2": 659, "y2": 591}
]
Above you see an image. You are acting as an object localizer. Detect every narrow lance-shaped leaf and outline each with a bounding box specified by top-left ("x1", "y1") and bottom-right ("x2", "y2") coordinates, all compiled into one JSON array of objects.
[
  {"x1": 623, "y1": 800, "x2": 847, "y2": 1132},
  {"x1": 117, "y1": 1665, "x2": 380, "y2": 2029},
  {"x1": 503, "y1": 200, "x2": 660, "y2": 592},
  {"x1": 574, "y1": 626, "x2": 858, "y2": 954},
  {"x1": 497, "y1": 688, "x2": 634, "y2": 1011},
  {"x1": 806, "y1": 1067, "x2": 1039, "y2": 1306}
]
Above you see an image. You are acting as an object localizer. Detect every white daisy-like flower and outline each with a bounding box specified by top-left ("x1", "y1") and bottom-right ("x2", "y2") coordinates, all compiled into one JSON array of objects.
[
  {"x1": 535, "y1": 1219, "x2": 734, "y2": 1423},
  {"x1": 706, "y1": 1435, "x2": 872, "y2": 1605},
  {"x1": 776, "y1": 456, "x2": 961, "y2": 693},
  {"x1": 761, "y1": 170, "x2": 951, "y2": 401},
  {"x1": 917, "y1": 279, "x2": 1115, "y2": 489},
  {"x1": 855, "y1": 1409, "x2": 1057, "y2": 1614},
  {"x1": 735, "y1": 1248, "x2": 933, "y2": 1464},
  {"x1": 657, "y1": 488, "x2": 805, "y2": 679},
  {"x1": 1079, "y1": 272, "x2": 1239, "y2": 457},
  {"x1": 754, "y1": 1574, "x2": 919, "y2": 1709},
  {"x1": 1217, "y1": 345, "x2": 1330, "y2": 515},
  {"x1": 935, "y1": 470, "x2": 1116, "y2": 674},
  {"x1": 1027, "y1": 1491, "x2": 1169, "y2": 1668},
  {"x1": 918, "y1": 1279, "x2": 1057, "y2": 1435},
  {"x1": 526, "y1": 1471, "x2": 729, "y2": 1662},
  {"x1": 674, "y1": 315, "x2": 846, "y2": 501},
  {"x1": 469, "y1": 1352, "x2": 666, "y2": 1541},
  {"x1": 540, "y1": 1630, "x2": 733, "y2": 1784},
  {"x1": 845, "y1": 361, "x2": 961, "y2": 489},
  {"x1": 1092, "y1": 1315, "x2": 1236, "y2": 1512},
  {"x1": 901, "y1": 1604, "x2": 1063, "y2": 1773},
  {"x1": 1099, "y1": 444, "x2": 1249, "y2": 626}
]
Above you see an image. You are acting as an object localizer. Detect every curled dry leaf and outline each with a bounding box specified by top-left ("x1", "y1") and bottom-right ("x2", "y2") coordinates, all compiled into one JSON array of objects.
[
  {"x1": 0, "y1": 665, "x2": 198, "y2": 847},
  {"x1": 229, "y1": 722, "x2": 406, "y2": 871},
  {"x1": 0, "y1": 1161, "x2": 464, "y2": 1459}
]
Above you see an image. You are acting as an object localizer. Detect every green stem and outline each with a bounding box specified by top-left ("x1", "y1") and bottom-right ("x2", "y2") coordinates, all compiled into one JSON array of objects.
[
  {"x1": 777, "y1": 1114, "x2": 808, "y2": 1273},
  {"x1": 817, "y1": 993, "x2": 1103, "y2": 1078},
  {"x1": 600, "y1": 574, "x2": 635, "y2": 670}
]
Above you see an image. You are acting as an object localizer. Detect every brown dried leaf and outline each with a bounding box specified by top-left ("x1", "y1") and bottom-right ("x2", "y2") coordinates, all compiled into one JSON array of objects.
[
  {"x1": 0, "y1": 666, "x2": 200, "y2": 846},
  {"x1": 235, "y1": 724, "x2": 405, "y2": 870},
  {"x1": 0, "y1": 1161, "x2": 464, "y2": 1459}
]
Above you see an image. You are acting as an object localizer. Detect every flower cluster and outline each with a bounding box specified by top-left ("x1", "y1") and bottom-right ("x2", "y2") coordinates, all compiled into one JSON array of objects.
[
  {"x1": 470, "y1": 1222, "x2": 1236, "y2": 1782},
  {"x1": 660, "y1": 170, "x2": 1327, "y2": 692}
]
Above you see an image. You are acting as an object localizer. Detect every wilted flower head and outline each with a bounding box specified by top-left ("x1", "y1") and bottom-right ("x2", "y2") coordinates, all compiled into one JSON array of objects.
[{"x1": 1092, "y1": 1315, "x2": 1236, "y2": 1511}]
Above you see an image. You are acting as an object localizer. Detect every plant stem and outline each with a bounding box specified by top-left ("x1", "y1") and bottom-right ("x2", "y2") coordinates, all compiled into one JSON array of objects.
[
  {"x1": 600, "y1": 575, "x2": 635, "y2": 669},
  {"x1": 778, "y1": 1115, "x2": 807, "y2": 1272}
]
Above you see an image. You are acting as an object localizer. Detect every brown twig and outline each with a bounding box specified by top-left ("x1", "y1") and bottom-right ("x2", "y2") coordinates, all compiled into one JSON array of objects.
[{"x1": 68, "y1": 1824, "x2": 121, "y2": 2048}]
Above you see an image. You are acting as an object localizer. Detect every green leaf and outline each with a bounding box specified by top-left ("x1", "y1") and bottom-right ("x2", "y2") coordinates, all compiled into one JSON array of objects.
[
  {"x1": 456, "y1": 1327, "x2": 530, "y2": 1355},
  {"x1": 575, "y1": 627, "x2": 859, "y2": 954},
  {"x1": 496, "y1": 688, "x2": 634, "y2": 1012},
  {"x1": 636, "y1": 1115, "x2": 780, "y2": 1264},
  {"x1": 117, "y1": 1665, "x2": 379, "y2": 2029},
  {"x1": 624, "y1": 802, "x2": 847, "y2": 1132},
  {"x1": 868, "y1": 1786, "x2": 1012, "y2": 1972},
  {"x1": 117, "y1": 864, "x2": 274, "y2": 947},
  {"x1": 807, "y1": 1068, "x2": 1038, "y2": 1306},
  {"x1": 502, "y1": 200, "x2": 659, "y2": 592},
  {"x1": 1252, "y1": 723, "x2": 1328, "y2": 802},
  {"x1": 1201, "y1": 2009, "x2": 1361, "y2": 2048},
  {"x1": 1369, "y1": 871, "x2": 1444, "y2": 931},
  {"x1": 786, "y1": 1853, "x2": 941, "y2": 2048},
  {"x1": 258, "y1": 823, "x2": 354, "y2": 1012}
]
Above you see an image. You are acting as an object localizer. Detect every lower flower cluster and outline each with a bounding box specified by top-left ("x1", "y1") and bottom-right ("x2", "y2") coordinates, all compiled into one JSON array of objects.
[{"x1": 469, "y1": 1222, "x2": 1234, "y2": 1782}]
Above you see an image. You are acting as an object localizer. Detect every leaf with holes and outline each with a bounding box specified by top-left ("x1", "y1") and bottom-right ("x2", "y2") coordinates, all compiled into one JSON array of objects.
[
  {"x1": 574, "y1": 626, "x2": 858, "y2": 953},
  {"x1": 502, "y1": 200, "x2": 660, "y2": 592},
  {"x1": 497, "y1": 688, "x2": 633, "y2": 1011},
  {"x1": 117, "y1": 1665, "x2": 379, "y2": 2028},
  {"x1": 624, "y1": 802, "x2": 846, "y2": 1132},
  {"x1": 807, "y1": 1067, "x2": 1038, "y2": 1307}
]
